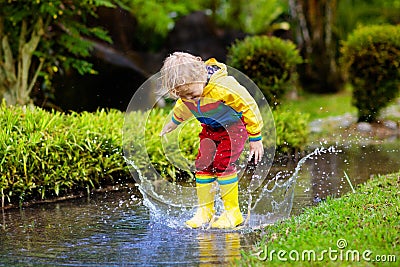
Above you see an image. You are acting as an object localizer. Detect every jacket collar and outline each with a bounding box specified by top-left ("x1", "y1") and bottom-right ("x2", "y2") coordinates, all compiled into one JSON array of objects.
[{"x1": 203, "y1": 58, "x2": 227, "y2": 95}]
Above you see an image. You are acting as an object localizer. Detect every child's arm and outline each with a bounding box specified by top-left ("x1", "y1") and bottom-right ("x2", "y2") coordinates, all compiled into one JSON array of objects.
[{"x1": 160, "y1": 98, "x2": 193, "y2": 136}]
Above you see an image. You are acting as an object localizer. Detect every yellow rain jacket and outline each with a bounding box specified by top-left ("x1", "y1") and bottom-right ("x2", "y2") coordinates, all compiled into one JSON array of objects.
[{"x1": 172, "y1": 58, "x2": 263, "y2": 142}]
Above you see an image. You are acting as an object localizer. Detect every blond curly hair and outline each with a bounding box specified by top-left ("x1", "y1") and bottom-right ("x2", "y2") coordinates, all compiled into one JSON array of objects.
[{"x1": 159, "y1": 52, "x2": 208, "y2": 99}]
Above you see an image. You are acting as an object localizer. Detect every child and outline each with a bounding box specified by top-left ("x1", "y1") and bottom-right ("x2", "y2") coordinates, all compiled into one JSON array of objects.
[{"x1": 159, "y1": 52, "x2": 263, "y2": 229}]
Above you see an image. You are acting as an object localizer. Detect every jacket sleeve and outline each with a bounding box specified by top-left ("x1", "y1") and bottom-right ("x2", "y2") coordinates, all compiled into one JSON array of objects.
[
  {"x1": 211, "y1": 77, "x2": 263, "y2": 142},
  {"x1": 171, "y1": 99, "x2": 193, "y2": 125}
]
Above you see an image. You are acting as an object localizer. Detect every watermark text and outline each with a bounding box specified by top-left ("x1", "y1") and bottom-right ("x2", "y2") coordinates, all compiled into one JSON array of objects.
[{"x1": 251, "y1": 239, "x2": 397, "y2": 263}]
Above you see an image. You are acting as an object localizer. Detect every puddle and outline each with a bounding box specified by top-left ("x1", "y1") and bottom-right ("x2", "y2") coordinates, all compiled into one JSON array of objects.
[{"x1": 1, "y1": 142, "x2": 399, "y2": 266}]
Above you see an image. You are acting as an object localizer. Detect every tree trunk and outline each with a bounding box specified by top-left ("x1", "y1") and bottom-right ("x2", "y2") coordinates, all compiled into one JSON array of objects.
[
  {"x1": 289, "y1": 0, "x2": 343, "y2": 93},
  {"x1": 0, "y1": 18, "x2": 44, "y2": 106}
]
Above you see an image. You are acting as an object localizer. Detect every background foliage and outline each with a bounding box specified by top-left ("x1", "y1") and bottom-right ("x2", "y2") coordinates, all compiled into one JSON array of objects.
[
  {"x1": 337, "y1": 0, "x2": 400, "y2": 40},
  {"x1": 0, "y1": 0, "x2": 121, "y2": 105},
  {"x1": 123, "y1": 0, "x2": 289, "y2": 49},
  {"x1": 227, "y1": 36, "x2": 303, "y2": 106},
  {"x1": 340, "y1": 24, "x2": 400, "y2": 122},
  {"x1": 2, "y1": 0, "x2": 399, "y2": 105}
]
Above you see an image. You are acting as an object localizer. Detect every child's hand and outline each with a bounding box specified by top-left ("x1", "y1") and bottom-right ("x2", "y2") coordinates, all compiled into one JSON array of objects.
[
  {"x1": 160, "y1": 121, "x2": 178, "y2": 136},
  {"x1": 249, "y1": 140, "x2": 264, "y2": 165}
]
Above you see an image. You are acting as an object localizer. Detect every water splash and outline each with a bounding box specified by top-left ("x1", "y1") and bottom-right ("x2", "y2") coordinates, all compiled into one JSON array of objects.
[
  {"x1": 242, "y1": 146, "x2": 341, "y2": 229},
  {"x1": 126, "y1": 146, "x2": 341, "y2": 231}
]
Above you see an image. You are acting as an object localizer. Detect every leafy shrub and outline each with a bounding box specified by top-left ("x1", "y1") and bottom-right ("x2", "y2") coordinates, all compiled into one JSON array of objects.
[
  {"x1": 273, "y1": 107, "x2": 310, "y2": 156},
  {"x1": 340, "y1": 24, "x2": 400, "y2": 122},
  {"x1": 227, "y1": 36, "x2": 303, "y2": 106},
  {"x1": 0, "y1": 102, "x2": 128, "y2": 206}
]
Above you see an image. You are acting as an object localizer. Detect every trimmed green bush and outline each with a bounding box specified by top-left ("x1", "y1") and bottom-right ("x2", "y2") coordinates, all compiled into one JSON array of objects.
[
  {"x1": 227, "y1": 36, "x2": 303, "y2": 106},
  {"x1": 0, "y1": 102, "x2": 128, "y2": 206},
  {"x1": 340, "y1": 24, "x2": 400, "y2": 122},
  {"x1": 273, "y1": 107, "x2": 310, "y2": 156}
]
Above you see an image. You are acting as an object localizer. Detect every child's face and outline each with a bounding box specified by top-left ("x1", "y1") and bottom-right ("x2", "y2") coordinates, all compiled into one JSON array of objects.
[{"x1": 176, "y1": 83, "x2": 204, "y2": 101}]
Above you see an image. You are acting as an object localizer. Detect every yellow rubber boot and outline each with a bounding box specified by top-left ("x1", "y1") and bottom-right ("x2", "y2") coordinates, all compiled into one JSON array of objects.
[
  {"x1": 186, "y1": 183, "x2": 216, "y2": 228},
  {"x1": 211, "y1": 182, "x2": 243, "y2": 229}
]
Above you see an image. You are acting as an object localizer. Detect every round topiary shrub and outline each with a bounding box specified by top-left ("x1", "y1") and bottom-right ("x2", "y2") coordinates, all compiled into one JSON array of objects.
[
  {"x1": 340, "y1": 24, "x2": 400, "y2": 122},
  {"x1": 227, "y1": 35, "x2": 303, "y2": 106}
]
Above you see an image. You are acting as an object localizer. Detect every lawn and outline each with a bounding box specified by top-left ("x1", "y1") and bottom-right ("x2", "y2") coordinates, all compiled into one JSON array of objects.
[
  {"x1": 281, "y1": 86, "x2": 357, "y2": 121},
  {"x1": 280, "y1": 86, "x2": 400, "y2": 146},
  {"x1": 238, "y1": 172, "x2": 400, "y2": 266}
]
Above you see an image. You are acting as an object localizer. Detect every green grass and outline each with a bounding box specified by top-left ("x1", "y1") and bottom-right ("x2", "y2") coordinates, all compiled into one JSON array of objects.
[
  {"x1": 239, "y1": 172, "x2": 400, "y2": 266},
  {"x1": 281, "y1": 87, "x2": 357, "y2": 121},
  {"x1": 282, "y1": 85, "x2": 400, "y2": 123},
  {"x1": 280, "y1": 87, "x2": 400, "y2": 145}
]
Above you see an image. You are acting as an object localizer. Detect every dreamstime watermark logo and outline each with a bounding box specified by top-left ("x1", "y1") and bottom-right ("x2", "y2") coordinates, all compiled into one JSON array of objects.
[{"x1": 251, "y1": 238, "x2": 397, "y2": 263}]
